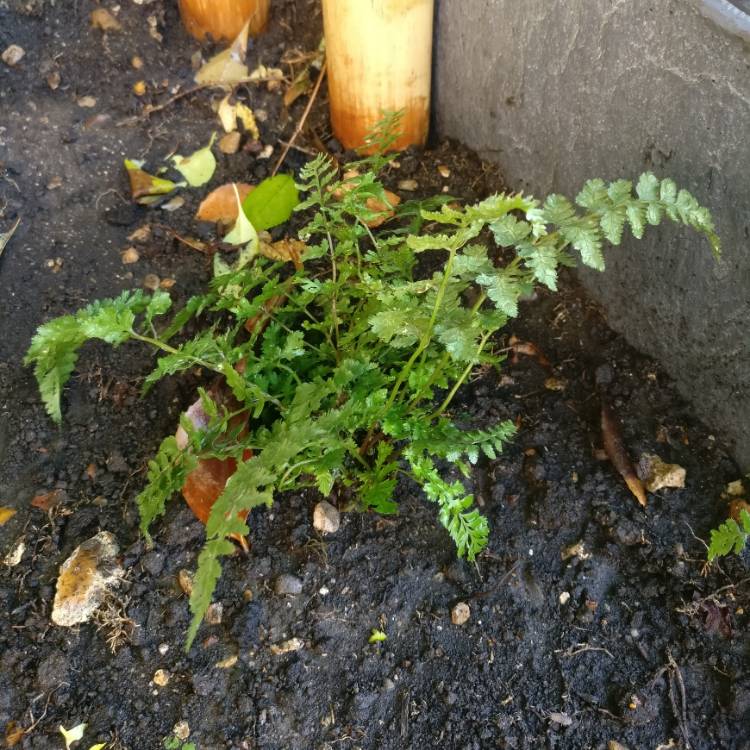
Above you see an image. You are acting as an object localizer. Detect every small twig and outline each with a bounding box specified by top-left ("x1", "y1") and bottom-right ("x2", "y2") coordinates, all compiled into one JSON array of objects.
[
  {"x1": 272, "y1": 61, "x2": 327, "y2": 177},
  {"x1": 557, "y1": 643, "x2": 614, "y2": 659},
  {"x1": 0, "y1": 216, "x2": 21, "y2": 259},
  {"x1": 667, "y1": 649, "x2": 691, "y2": 749}
]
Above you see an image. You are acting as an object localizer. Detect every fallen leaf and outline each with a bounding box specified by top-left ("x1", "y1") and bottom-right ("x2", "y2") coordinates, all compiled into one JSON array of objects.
[
  {"x1": 725, "y1": 480, "x2": 745, "y2": 498},
  {"x1": 244, "y1": 294, "x2": 288, "y2": 334},
  {"x1": 242, "y1": 174, "x2": 299, "y2": 231},
  {"x1": 52, "y1": 532, "x2": 122, "y2": 627},
  {"x1": 196, "y1": 183, "x2": 254, "y2": 223},
  {"x1": 77, "y1": 95, "x2": 97, "y2": 108},
  {"x1": 128, "y1": 225, "x2": 151, "y2": 242},
  {"x1": 544, "y1": 376, "x2": 567, "y2": 391},
  {"x1": 47, "y1": 70, "x2": 61, "y2": 89},
  {"x1": 637, "y1": 453, "x2": 686, "y2": 492},
  {"x1": 194, "y1": 21, "x2": 250, "y2": 86},
  {"x1": 90, "y1": 8, "x2": 122, "y2": 31},
  {"x1": 124, "y1": 159, "x2": 177, "y2": 204},
  {"x1": 215, "y1": 654, "x2": 238, "y2": 669},
  {"x1": 3, "y1": 537, "x2": 26, "y2": 567},
  {"x1": 47, "y1": 176, "x2": 63, "y2": 190},
  {"x1": 259, "y1": 238, "x2": 307, "y2": 269},
  {"x1": 437, "y1": 164, "x2": 451, "y2": 178},
  {"x1": 270, "y1": 637, "x2": 303, "y2": 655},
  {"x1": 728, "y1": 499, "x2": 750, "y2": 523},
  {"x1": 364, "y1": 191, "x2": 401, "y2": 228},
  {"x1": 2, "y1": 45, "x2": 25, "y2": 67},
  {"x1": 283, "y1": 68, "x2": 311, "y2": 107},
  {"x1": 248, "y1": 64, "x2": 284, "y2": 83},
  {"x1": 171, "y1": 134, "x2": 217, "y2": 187},
  {"x1": 0, "y1": 217, "x2": 20, "y2": 259},
  {"x1": 224, "y1": 184, "x2": 259, "y2": 250},
  {"x1": 59, "y1": 723, "x2": 86, "y2": 750},
  {"x1": 161, "y1": 195, "x2": 185, "y2": 212},
  {"x1": 398, "y1": 179, "x2": 418, "y2": 191},
  {"x1": 31, "y1": 489, "x2": 64, "y2": 511},
  {"x1": 5, "y1": 720, "x2": 24, "y2": 747},
  {"x1": 601, "y1": 401, "x2": 647, "y2": 507},
  {"x1": 176, "y1": 387, "x2": 253, "y2": 549},
  {"x1": 88, "y1": 744, "x2": 107, "y2": 750},
  {"x1": 0, "y1": 507, "x2": 16, "y2": 525},
  {"x1": 508, "y1": 335, "x2": 552, "y2": 370},
  {"x1": 218, "y1": 131, "x2": 241, "y2": 154},
  {"x1": 143, "y1": 273, "x2": 160, "y2": 291},
  {"x1": 160, "y1": 278, "x2": 177, "y2": 289}
]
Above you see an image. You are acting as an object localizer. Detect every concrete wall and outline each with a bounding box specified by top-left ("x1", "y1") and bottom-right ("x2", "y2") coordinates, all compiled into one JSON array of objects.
[{"x1": 435, "y1": 0, "x2": 750, "y2": 469}]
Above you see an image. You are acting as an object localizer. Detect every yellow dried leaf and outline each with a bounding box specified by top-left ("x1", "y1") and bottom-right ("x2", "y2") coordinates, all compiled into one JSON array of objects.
[
  {"x1": 0, "y1": 506, "x2": 16, "y2": 525},
  {"x1": 124, "y1": 159, "x2": 177, "y2": 204},
  {"x1": 218, "y1": 132, "x2": 241, "y2": 154},
  {"x1": 194, "y1": 21, "x2": 250, "y2": 86},
  {"x1": 259, "y1": 238, "x2": 307, "y2": 269}
]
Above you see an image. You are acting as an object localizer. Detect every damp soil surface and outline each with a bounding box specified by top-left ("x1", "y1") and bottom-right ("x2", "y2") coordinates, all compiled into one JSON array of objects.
[{"x1": 1, "y1": 2, "x2": 749, "y2": 749}]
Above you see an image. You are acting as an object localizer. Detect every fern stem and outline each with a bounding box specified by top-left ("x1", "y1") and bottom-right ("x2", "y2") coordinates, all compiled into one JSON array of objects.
[
  {"x1": 432, "y1": 329, "x2": 492, "y2": 418},
  {"x1": 383, "y1": 247, "x2": 457, "y2": 412}
]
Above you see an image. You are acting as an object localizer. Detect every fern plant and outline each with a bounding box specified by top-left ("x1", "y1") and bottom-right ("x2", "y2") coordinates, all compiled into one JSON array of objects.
[{"x1": 26, "y1": 139, "x2": 719, "y2": 646}]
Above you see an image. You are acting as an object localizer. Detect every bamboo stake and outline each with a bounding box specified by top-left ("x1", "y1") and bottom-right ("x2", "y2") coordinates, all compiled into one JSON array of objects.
[
  {"x1": 179, "y1": 0, "x2": 270, "y2": 42},
  {"x1": 322, "y1": 0, "x2": 434, "y2": 152}
]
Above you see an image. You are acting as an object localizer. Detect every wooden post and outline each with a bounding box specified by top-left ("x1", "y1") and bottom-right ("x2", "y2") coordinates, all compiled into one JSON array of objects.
[
  {"x1": 179, "y1": 0, "x2": 270, "y2": 42},
  {"x1": 322, "y1": 0, "x2": 434, "y2": 152}
]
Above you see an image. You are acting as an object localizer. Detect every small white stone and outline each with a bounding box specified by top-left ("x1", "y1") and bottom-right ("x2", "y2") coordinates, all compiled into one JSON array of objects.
[
  {"x1": 173, "y1": 721, "x2": 190, "y2": 741},
  {"x1": 2, "y1": 45, "x2": 25, "y2": 66},
  {"x1": 559, "y1": 591, "x2": 571, "y2": 605},
  {"x1": 313, "y1": 501, "x2": 340, "y2": 534},
  {"x1": 318, "y1": 586, "x2": 330, "y2": 596},
  {"x1": 51, "y1": 531, "x2": 122, "y2": 627},
  {"x1": 158, "y1": 643, "x2": 169, "y2": 655},
  {"x1": 451, "y1": 602, "x2": 471, "y2": 626}
]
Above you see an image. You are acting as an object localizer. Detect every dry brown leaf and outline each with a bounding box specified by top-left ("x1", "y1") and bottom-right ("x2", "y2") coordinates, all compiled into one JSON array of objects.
[
  {"x1": 508, "y1": 336, "x2": 553, "y2": 370},
  {"x1": 0, "y1": 507, "x2": 17, "y2": 525},
  {"x1": 124, "y1": 160, "x2": 177, "y2": 204},
  {"x1": 195, "y1": 183, "x2": 254, "y2": 223},
  {"x1": 90, "y1": 8, "x2": 122, "y2": 31},
  {"x1": 601, "y1": 402, "x2": 647, "y2": 507},
  {"x1": 128, "y1": 225, "x2": 151, "y2": 242},
  {"x1": 194, "y1": 20, "x2": 250, "y2": 86},
  {"x1": 30, "y1": 489, "x2": 64, "y2": 511},
  {"x1": 283, "y1": 68, "x2": 311, "y2": 107},
  {"x1": 259, "y1": 238, "x2": 307, "y2": 269},
  {"x1": 5, "y1": 721, "x2": 24, "y2": 747},
  {"x1": 728, "y1": 499, "x2": 750, "y2": 523}
]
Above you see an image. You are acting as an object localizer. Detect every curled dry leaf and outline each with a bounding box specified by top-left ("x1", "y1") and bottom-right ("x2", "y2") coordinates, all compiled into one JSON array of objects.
[
  {"x1": 194, "y1": 20, "x2": 250, "y2": 86},
  {"x1": 195, "y1": 182, "x2": 254, "y2": 223},
  {"x1": 0, "y1": 506, "x2": 17, "y2": 525},
  {"x1": 728, "y1": 499, "x2": 750, "y2": 523},
  {"x1": 217, "y1": 95, "x2": 260, "y2": 139},
  {"x1": 124, "y1": 159, "x2": 177, "y2": 204},
  {"x1": 30, "y1": 489, "x2": 64, "y2": 511},
  {"x1": 4, "y1": 720, "x2": 24, "y2": 747},
  {"x1": 259, "y1": 238, "x2": 307, "y2": 269},
  {"x1": 90, "y1": 8, "x2": 122, "y2": 31},
  {"x1": 331, "y1": 170, "x2": 401, "y2": 228},
  {"x1": 176, "y1": 386, "x2": 253, "y2": 549},
  {"x1": 508, "y1": 335, "x2": 552, "y2": 370},
  {"x1": 121, "y1": 247, "x2": 140, "y2": 264},
  {"x1": 601, "y1": 401, "x2": 647, "y2": 507},
  {"x1": 171, "y1": 134, "x2": 217, "y2": 187}
]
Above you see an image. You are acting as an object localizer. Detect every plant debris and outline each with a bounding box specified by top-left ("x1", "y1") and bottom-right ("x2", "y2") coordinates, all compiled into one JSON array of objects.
[{"x1": 601, "y1": 401, "x2": 647, "y2": 507}]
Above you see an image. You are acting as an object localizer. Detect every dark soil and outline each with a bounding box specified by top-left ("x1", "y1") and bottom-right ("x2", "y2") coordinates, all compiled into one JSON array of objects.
[{"x1": 1, "y1": 2, "x2": 749, "y2": 749}]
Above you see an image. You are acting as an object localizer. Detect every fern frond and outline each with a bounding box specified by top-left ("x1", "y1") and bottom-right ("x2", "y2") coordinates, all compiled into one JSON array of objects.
[
  {"x1": 708, "y1": 509, "x2": 750, "y2": 560},
  {"x1": 137, "y1": 435, "x2": 197, "y2": 545}
]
